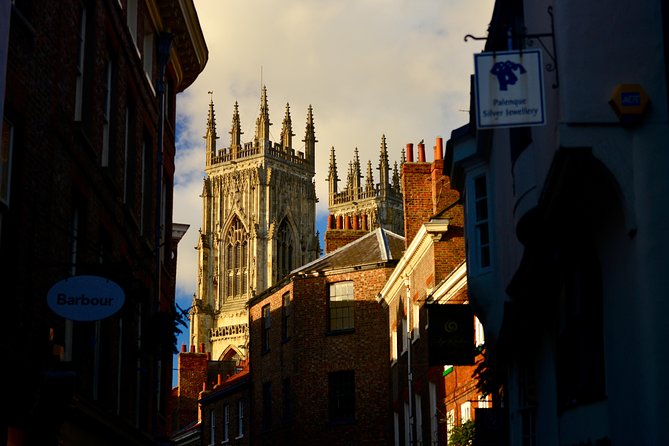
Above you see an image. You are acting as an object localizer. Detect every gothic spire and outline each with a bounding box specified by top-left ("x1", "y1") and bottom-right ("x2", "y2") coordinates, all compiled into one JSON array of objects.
[
  {"x1": 205, "y1": 92, "x2": 218, "y2": 165},
  {"x1": 353, "y1": 147, "x2": 362, "y2": 195},
  {"x1": 281, "y1": 103, "x2": 294, "y2": 150},
  {"x1": 365, "y1": 160, "x2": 375, "y2": 195},
  {"x1": 378, "y1": 134, "x2": 390, "y2": 191},
  {"x1": 303, "y1": 105, "x2": 316, "y2": 168},
  {"x1": 255, "y1": 85, "x2": 271, "y2": 149},
  {"x1": 392, "y1": 161, "x2": 401, "y2": 192},
  {"x1": 229, "y1": 101, "x2": 243, "y2": 156},
  {"x1": 327, "y1": 146, "x2": 338, "y2": 204}
]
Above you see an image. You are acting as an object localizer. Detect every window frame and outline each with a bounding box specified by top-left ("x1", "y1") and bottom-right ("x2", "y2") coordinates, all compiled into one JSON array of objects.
[
  {"x1": 328, "y1": 370, "x2": 355, "y2": 424},
  {"x1": 261, "y1": 304, "x2": 271, "y2": 354},
  {"x1": 465, "y1": 167, "x2": 493, "y2": 274},
  {"x1": 327, "y1": 281, "x2": 354, "y2": 333},
  {"x1": 236, "y1": 398, "x2": 245, "y2": 439},
  {"x1": 281, "y1": 292, "x2": 292, "y2": 342}
]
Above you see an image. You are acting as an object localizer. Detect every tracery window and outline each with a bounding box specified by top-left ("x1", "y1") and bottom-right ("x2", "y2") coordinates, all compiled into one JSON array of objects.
[
  {"x1": 277, "y1": 218, "x2": 293, "y2": 280},
  {"x1": 225, "y1": 218, "x2": 248, "y2": 300}
]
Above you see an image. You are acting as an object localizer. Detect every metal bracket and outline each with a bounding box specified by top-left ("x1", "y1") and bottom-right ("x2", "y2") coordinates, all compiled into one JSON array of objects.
[{"x1": 465, "y1": 6, "x2": 558, "y2": 88}]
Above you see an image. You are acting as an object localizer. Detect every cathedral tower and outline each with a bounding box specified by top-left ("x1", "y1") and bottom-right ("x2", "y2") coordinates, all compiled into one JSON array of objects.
[
  {"x1": 190, "y1": 87, "x2": 319, "y2": 361},
  {"x1": 324, "y1": 135, "x2": 404, "y2": 253}
]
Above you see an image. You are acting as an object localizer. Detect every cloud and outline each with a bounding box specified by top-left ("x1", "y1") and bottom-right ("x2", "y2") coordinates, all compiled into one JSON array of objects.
[{"x1": 173, "y1": 0, "x2": 494, "y2": 303}]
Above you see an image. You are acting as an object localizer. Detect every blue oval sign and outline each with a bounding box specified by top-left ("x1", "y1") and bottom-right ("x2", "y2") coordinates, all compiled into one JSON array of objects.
[{"x1": 47, "y1": 275, "x2": 125, "y2": 321}]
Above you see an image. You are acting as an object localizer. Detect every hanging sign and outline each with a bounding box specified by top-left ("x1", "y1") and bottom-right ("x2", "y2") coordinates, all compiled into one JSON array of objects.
[
  {"x1": 474, "y1": 49, "x2": 546, "y2": 128},
  {"x1": 47, "y1": 275, "x2": 125, "y2": 321},
  {"x1": 427, "y1": 304, "x2": 475, "y2": 366}
]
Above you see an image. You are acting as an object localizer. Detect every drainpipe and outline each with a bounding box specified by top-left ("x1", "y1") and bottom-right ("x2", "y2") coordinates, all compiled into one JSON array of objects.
[
  {"x1": 154, "y1": 32, "x2": 172, "y2": 311},
  {"x1": 405, "y1": 276, "x2": 414, "y2": 445}
]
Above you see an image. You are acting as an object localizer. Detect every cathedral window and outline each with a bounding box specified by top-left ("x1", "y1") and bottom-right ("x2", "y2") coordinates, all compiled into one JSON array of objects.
[
  {"x1": 277, "y1": 218, "x2": 293, "y2": 280},
  {"x1": 225, "y1": 218, "x2": 248, "y2": 300}
]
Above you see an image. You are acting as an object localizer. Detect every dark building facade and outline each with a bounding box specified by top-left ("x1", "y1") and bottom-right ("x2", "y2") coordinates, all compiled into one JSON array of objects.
[
  {"x1": 247, "y1": 228, "x2": 405, "y2": 445},
  {"x1": 1, "y1": 1, "x2": 207, "y2": 444}
]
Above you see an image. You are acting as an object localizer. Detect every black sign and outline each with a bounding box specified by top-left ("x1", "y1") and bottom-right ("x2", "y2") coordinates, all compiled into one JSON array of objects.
[{"x1": 427, "y1": 304, "x2": 475, "y2": 365}]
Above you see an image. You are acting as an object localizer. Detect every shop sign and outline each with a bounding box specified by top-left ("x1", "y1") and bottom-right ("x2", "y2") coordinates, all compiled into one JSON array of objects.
[
  {"x1": 475, "y1": 49, "x2": 546, "y2": 128},
  {"x1": 47, "y1": 275, "x2": 125, "y2": 321},
  {"x1": 427, "y1": 304, "x2": 475, "y2": 366}
]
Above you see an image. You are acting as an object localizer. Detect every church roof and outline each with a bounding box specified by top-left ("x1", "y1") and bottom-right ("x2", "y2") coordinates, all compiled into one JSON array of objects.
[{"x1": 295, "y1": 228, "x2": 405, "y2": 274}]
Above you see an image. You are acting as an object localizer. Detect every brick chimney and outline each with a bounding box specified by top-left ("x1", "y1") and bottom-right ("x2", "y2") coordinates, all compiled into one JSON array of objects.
[
  {"x1": 402, "y1": 137, "x2": 460, "y2": 247},
  {"x1": 175, "y1": 344, "x2": 209, "y2": 429}
]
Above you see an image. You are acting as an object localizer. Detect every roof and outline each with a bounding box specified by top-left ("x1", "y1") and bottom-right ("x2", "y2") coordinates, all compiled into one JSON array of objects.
[{"x1": 295, "y1": 228, "x2": 405, "y2": 274}]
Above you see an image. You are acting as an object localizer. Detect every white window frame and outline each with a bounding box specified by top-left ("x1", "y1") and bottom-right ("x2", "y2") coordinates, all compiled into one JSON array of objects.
[
  {"x1": 466, "y1": 166, "x2": 493, "y2": 274},
  {"x1": 142, "y1": 29, "x2": 154, "y2": 91},
  {"x1": 126, "y1": 0, "x2": 138, "y2": 48},
  {"x1": 429, "y1": 382, "x2": 438, "y2": 445},
  {"x1": 478, "y1": 394, "x2": 490, "y2": 409},
  {"x1": 446, "y1": 408, "x2": 455, "y2": 442},
  {"x1": 209, "y1": 409, "x2": 216, "y2": 446},
  {"x1": 475, "y1": 316, "x2": 485, "y2": 348},
  {"x1": 390, "y1": 328, "x2": 397, "y2": 363},
  {"x1": 393, "y1": 411, "x2": 400, "y2": 446},
  {"x1": 222, "y1": 404, "x2": 230, "y2": 443},
  {"x1": 461, "y1": 401, "x2": 471, "y2": 423},
  {"x1": 411, "y1": 301, "x2": 420, "y2": 342},
  {"x1": 236, "y1": 398, "x2": 245, "y2": 439},
  {"x1": 403, "y1": 402, "x2": 410, "y2": 446}
]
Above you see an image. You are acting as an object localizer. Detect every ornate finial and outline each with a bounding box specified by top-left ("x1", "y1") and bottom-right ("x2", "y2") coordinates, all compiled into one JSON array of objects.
[{"x1": 208, "y1": 90, "x2": 214, "y2": 102}]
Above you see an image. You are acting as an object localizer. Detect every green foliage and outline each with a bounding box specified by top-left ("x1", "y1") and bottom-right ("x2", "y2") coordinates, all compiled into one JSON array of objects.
[{"x1": 448, "y1": 420, "x2": 475, "y2": 446}]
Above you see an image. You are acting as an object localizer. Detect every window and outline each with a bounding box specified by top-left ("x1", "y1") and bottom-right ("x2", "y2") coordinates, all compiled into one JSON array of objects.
[
  {"x1": 556, "y1": 240, "x2": 606, "y2": 410},
  {"x1": 1, "y1": 117, "x2": 13, "y2": 207},
  {"x1": 261, "y1": 304, "x2": 271, "y2": 353},
  {"x1": 461, "y1": 401, "x2": 471, "y2": 423},
  {"x1": 281, "y1": 293, "x2": 292, "y2": 342},
  {"x1": 225, "y1": 218, "x2": 248, "y2": 300},
  {"x1": 390, "y1": 328, "x2": 397, "y2": 362},
  {"x1": 475, "y1": 316, "x2": 485, "y2": 348},
  {"x1": 429, "y1": 382, "x2": 438, "y2": 444},
  {"x1": 446, "y1": 409, "x2": 455, "y2": 442},
  {"x1": 237, "y1": 398, "x2": 245, "y2": 438},
  {"x1": 472, "y1": 174, "x2": 491, "y2": 269},
  {"x1": 126, "y1": 0, "x2": 138, "y2": 46},
  {"x1": 140, "y1": 135, "x2": 153, "y2": 236},
  {"x1": 209, "y1": 409, "x2": 216, "y2": 445},
  {"x1": 74, "y1": 5, "x2": 87, "y2": 121},
  {"x1": 282, "y1": 377, "x2": 292, "y2": 421},
  {"x1": 277, "y1": 218, "x2": 293, "y2": 280},
  {"x1": 142, "y1": 28, "x2": 154, "y2": 87},
  {"x1": 478, "y1": 394, "x2": 490, "y2": 409},
  {"x1": 101, "y1": 60, "x2": 113, "y2": 167},
  {"x1": 123, "y1": 104, "x2": 137, "y2": 208},
  {"x1": 393, "y1": 411, "x2": 400, "y2": 446},
  {"x1": 415, "y1": 394, "x2": 423, "y2": 444},
  {"x1": 328, "y1": 281, "x2": 354, "y2": 332},
  {"x1": 328, "y1": 370, "x2": 355, "y2": 423},
  {"x1": 412, "y1": 302, "x2": 420, "y2": 340},
  {"x1": 262, "y1": 382, "x2": 272, "y2": 430},
  {"x1": 222, "y1": 404, "x2": 230, "y2": 442}
]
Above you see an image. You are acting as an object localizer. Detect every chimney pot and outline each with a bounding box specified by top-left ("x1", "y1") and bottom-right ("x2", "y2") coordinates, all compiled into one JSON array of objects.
[
  {"x1": 418, "y1": 142, "x2": 426, "y2": 162},
  {"x1": 406, "y1": 143, "x2": 414, "y2": 162},
  {"x1": 190, "y1": 345, "x2": 195, "y2": 353},
  {"x1": 435, "y1": 137, "x2": 443, "y2": 161},
  {"x1": 181, "y1": 344, "x2": 187, "y2": 353}
]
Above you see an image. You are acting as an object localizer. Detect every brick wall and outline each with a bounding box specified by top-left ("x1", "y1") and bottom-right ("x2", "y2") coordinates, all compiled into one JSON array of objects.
[
  {"x1": 249, "y1": 267, "x2": 394, "y2": 445},
  {"x1": 324, "y1": 229, "x2": 368, "y2": 254}
]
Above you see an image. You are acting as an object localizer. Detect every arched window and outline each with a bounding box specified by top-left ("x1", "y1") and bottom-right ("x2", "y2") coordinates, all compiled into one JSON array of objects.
[
  {"x1": 277, "y1": 219, "x2": 293, "y2": 280},
  {"x1": 225, "y1": 218, "x2": 248, "y2": 300}
]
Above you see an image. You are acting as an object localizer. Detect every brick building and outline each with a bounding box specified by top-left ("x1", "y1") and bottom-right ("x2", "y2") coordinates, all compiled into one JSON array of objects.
[
  {"x1": 1, "y1": 1, "x2": 207, "y2": 444},
  {"x1": 247, "y1": 228, "x2": 404, "y2": 445},
  {"x1": 377, "y1": 137, "x2": 486, "y2": 445}
]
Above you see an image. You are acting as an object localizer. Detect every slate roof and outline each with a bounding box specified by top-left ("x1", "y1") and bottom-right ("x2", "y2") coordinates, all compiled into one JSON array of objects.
[{"x1": 295, "y1": 228, "x2": 405, "y2": 274}]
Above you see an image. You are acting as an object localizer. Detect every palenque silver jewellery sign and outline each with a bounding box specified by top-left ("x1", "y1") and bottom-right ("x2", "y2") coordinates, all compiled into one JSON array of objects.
[{"x1": 474, "y1": 49, "x2": 546, "y2": 129}]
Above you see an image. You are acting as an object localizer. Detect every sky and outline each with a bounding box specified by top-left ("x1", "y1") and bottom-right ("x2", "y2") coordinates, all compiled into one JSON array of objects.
[{"x1": 171, "y1": 0, "x2": 495, "y2": 350}]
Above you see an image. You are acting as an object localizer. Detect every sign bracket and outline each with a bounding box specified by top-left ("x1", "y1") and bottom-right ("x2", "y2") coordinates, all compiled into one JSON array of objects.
[{"x1": 465, "y1": 6, "x2": 559, "y2": 88}]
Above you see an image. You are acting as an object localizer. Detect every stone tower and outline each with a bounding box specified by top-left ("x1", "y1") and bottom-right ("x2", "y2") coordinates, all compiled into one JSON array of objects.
[
  {"x1": 324, "y1": 134, "x2": 404, "y2": 253},
  {"x1": 190, "y1": 87, "x2": 319, "y2": 361}
]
